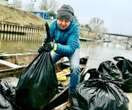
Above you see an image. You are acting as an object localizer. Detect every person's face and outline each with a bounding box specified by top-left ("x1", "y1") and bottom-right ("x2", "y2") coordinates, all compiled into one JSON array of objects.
[{"x1": 57, "y1": 18, "x2": 71, "y2": 30}]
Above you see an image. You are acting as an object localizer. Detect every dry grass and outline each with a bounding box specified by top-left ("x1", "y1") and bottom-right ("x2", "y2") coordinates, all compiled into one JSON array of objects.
[{"x1": 0, "y1": 4, "x2": 44, "y2": 27}]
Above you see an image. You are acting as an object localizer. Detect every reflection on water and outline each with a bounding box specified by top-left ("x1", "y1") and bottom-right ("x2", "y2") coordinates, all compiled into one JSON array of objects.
[
  {"x1": 0, "y1": 32, "x2": 44, "y2": 54},
  {"x1": 0, "y1": 40, "x2": 42, "y2": 54},
  {"x1": 80, "y1": 41, "x2": 132, "y2": 69}
]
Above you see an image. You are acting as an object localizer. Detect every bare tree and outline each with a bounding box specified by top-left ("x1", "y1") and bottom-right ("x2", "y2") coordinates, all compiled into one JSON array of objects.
[
  {"x1": 88, "y1": 17, "x2": 107, "y2": 39},
  {"x1": 89, "y1": 17, "x2": 105, "y2": 32}
]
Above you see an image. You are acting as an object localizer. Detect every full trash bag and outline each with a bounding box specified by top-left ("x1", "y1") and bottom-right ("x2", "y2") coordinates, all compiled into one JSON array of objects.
[
  {"x1": 16, "y1": 22, "x2": 58, "y2": 110},
  {"x1": 114, "y1": 56, "x2": 132, "y2": 92},
  {"x1": 16, "y1": 51, "x2": 58, "y2": 110},
  {"x1": 98, "y1": 60, "x2": 123, "y2": 85},
  {"x1": 71, "y1": 69, "x2": 129, "y2": 110}
]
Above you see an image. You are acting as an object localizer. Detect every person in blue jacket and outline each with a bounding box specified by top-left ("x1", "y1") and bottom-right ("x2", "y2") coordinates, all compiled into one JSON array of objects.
[{"x1": 39, "y1": 4, "x2": 80, "y2": 99}]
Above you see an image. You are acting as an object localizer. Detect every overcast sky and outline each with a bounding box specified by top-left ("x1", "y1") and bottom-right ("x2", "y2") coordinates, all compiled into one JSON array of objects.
[{"x1": 58, "y1": 0, "x2": 132, "y2": 35}]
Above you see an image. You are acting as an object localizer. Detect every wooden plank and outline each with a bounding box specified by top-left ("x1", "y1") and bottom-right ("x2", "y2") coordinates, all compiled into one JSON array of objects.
[
  {"x1": 0, "y1": 65, "x2": 26, "y2": 78},
  {"x1": 43, "y1": 87, "x2": 68, "y2": 110},
  {"x1": 0, "y1": 59, "x2": 21, "y2": 68}
]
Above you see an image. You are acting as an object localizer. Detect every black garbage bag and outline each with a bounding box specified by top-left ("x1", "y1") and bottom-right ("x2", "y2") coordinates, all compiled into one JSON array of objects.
[
  {"x1": 98, "y1": 60, "x2": 123, "y2": 85},
  {"x1": 16, "y1": 22, "x2": 58, "y2": 110},
  {"x1": 114, "y1": 56, "x2": 132, "y2": 92},
  {"x1": 16, "y1": 52, "x2": 58, "y2": 110},
  {"x1": 80, "y1": 68, "x2": 100, "y2": 82},
  {"x1": 0, "y1": 80, "x2": 15, "y2": 110},
  {"x1": 69, "y1": 68, "x2": 129, "y2": 110},
  {"x1": 72, "y1": 79, "x2": 129, "y2": 110}
]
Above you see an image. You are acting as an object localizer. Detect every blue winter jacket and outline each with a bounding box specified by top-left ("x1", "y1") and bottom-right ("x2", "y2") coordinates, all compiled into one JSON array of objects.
[{"x1": 50, "y1": 18, "x2": 80, "y2": 56}]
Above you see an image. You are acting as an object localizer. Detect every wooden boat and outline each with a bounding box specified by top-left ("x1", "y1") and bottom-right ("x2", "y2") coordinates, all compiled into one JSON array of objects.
[
  {"x1": 0, "y1": 53, "x2": 88, "y2": 110},
  {"x1": 0, "y1": 52, "x2": 88, "y2": 77},
  {"x1": 0, "y1": 53, "x2": 38, "y2": 78},
  {"x1": 0, "y1": 65, "x2": 26, "y2": 78}
]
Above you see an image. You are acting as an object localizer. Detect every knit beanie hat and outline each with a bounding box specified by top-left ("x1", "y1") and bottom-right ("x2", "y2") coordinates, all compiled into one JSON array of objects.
[{"x1": 57, "y1": 4, "x2": 74, "y2": 21}]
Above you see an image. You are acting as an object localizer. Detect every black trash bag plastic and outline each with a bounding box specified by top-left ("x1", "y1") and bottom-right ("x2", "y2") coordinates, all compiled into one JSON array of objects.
[
  {"x1": 16, "y1": 22, "x2": 58, "y2": 110},
  {"x1": 114, "y1": 56, "x2": 132, "y2": 92},
  {"x1": 98, "y1": 60, "x2": 123, "y2": 85},
  {"x1": 80, "y1": 68, "x2": 100, "y2": 82},
  {"x1": 72, "y1": 79, "x2": 129, "y2": 110},
  {"x1": 16, "y1": 52, "x2": 58, "y2": 110},
  {"x1": 0, "y1": 80, "x2": 15, "y2": 110}
]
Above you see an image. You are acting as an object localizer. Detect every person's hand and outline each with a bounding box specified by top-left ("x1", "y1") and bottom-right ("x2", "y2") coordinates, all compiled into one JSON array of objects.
[
  {"x1": 38, "y1": 45, "x2": 45, "y2": 53},
  {"x1": 38, "y1": 42, "x2": 57, "y2": 53},
  {"x1": 43, "y1": 42, "x2": 54, "y2": 52}
]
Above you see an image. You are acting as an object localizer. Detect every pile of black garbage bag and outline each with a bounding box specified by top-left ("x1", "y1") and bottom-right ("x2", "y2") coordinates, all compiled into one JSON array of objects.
[
  {"x1": 0, "y1": 54, "x2": 132, "y2": 110},
  {"x1": 69, "y1": 56, "x2": 132, "y2": 110}
]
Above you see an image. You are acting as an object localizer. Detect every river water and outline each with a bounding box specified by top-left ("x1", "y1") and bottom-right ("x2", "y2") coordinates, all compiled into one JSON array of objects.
[
  {"x1": 80, "y1": 40, "x2": 132, "y2": 69},
  {"x1": 0, "y1": 39, "x2": 132, "y2": 64},
  {"x1": 0, "y1": 40, "x2": 41, "y2": 54}
]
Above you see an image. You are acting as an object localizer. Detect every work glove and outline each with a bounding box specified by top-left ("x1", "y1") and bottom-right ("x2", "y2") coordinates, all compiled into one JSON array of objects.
[{"x1": 38, "y1": 42, "x2": 57, "y2": 53}]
